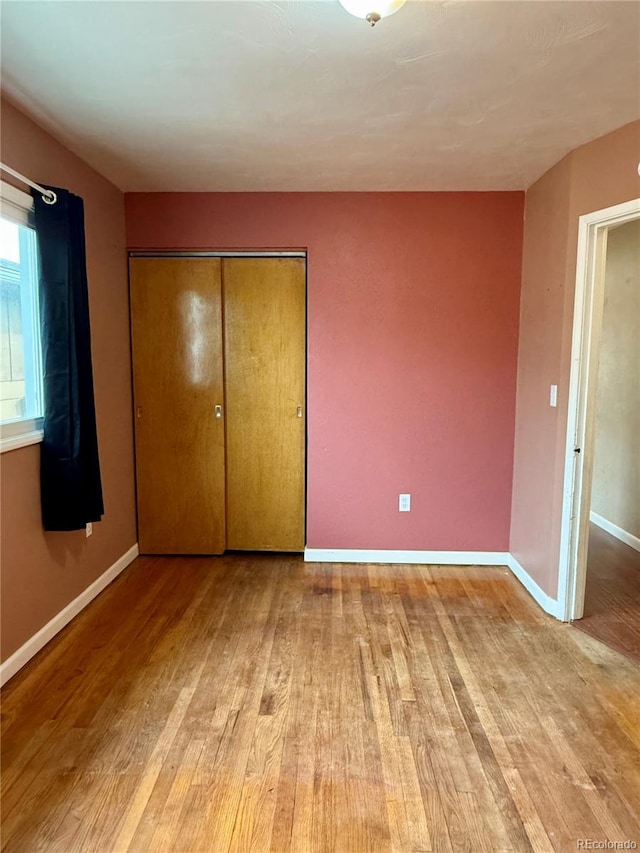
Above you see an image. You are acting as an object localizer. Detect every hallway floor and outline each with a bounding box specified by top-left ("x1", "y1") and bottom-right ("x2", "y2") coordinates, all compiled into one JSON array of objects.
[{"x1": 574, "y1": 523, "x2": 640, "y2": 663}]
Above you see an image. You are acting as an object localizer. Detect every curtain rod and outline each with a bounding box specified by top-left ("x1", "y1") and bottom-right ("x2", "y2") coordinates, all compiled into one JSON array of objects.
[{"x1": 0, "y1": 162, "x2": 57, "y2": 205}]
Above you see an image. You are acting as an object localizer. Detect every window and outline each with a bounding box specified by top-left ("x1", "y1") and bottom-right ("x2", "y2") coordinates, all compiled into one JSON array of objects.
[{"x1": 0, "y1": 181, "x2": 43, "y2": 452}]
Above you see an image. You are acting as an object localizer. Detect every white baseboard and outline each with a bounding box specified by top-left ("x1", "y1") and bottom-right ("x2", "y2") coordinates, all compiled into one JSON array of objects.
[
  {"x1": 590, "y1": 511, "x2": 640, "y2": 553},
  {"x1": 507, "y1": 554, "x2": 563, "y2": 620},
  {"x1": 304, "y1": 548, "x2": 510, "y2": 566},
  {"x1": 0, "y1": 543, "x2": 139, "y2": 687}
]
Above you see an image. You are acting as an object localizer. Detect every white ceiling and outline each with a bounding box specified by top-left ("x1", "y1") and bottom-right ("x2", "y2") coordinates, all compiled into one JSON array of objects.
[{"x1": 1, "y1": 0, "x2": 639, "y2": 192}]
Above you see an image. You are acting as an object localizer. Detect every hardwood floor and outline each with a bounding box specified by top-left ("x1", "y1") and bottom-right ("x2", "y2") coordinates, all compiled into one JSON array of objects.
[
  {"x1": 574, "y1": 523, "x2": 640, "y2": 662},
  {"x1": 2, "y1": 554, "x2": 639, "y2": 852}
]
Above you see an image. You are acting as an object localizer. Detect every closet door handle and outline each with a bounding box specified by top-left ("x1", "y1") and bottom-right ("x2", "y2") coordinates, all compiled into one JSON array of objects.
[
  {"x1": 296, "y1": 405, "x2": 303, "y2": 419},
  {"x1": 215, "y1": 405, "x2": 223, "y2": 419}
]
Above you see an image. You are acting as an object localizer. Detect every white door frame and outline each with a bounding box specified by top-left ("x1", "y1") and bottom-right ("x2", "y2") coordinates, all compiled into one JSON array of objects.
[{"x1": 557, "y1": 197, "x2": 640, "y2": 622}]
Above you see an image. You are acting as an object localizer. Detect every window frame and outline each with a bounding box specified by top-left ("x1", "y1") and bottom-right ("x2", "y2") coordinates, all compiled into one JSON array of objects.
[{"x1": 0, "y1": 180, "x2": 44, "y2": 453}]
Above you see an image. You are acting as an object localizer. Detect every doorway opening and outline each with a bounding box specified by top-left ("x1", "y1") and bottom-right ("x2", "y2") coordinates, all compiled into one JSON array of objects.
[{"x1": 557, "y1": 199, "x2": 640, "y2": 648}]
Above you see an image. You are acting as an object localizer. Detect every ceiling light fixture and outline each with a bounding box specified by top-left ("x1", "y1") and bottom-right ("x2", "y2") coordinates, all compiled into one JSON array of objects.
[{"x1": 338, "y1": 0, "x2": 407, "y2": 27}]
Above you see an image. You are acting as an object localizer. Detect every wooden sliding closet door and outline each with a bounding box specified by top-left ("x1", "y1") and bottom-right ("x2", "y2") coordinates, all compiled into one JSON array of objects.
[
  {"x1": 130, "y1": 258, "x2": 226, "y2": 554},
  {"x1": 223, "y1": 258, "x2": 306, "y2": 551}
]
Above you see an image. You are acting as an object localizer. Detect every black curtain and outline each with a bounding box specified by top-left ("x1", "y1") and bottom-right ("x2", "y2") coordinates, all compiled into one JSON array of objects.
[{"x1": 33, "y1": 186, "x2": 104, "y2": 531}]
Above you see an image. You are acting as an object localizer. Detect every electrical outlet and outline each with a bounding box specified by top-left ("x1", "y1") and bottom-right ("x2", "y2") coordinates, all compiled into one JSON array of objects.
[
  {"x1": 86, "y1": 522, "x2": 93, "y2": 538},
  {"x1": 399, "y1": 493, "x2": 411, "y2": 512}
]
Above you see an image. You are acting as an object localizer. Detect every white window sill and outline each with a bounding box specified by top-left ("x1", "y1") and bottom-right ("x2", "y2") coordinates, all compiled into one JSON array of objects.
[{"x1": 0, "y1": 419, "x2": 44, "y2": 453}]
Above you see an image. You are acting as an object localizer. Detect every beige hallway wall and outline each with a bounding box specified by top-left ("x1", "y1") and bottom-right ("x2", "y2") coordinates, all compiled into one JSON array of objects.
[{"x1": 591, "y1": 220, "x2": 640, "y2": 538}]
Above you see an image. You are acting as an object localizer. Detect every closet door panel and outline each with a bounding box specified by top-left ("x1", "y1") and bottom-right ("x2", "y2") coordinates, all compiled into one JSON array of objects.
[
  {"x1": 130, "y1": 258, "x2": 226, "y2": 554},
  {"x1": 223, "y1": 258, "x2": 305, "y2": 551}
]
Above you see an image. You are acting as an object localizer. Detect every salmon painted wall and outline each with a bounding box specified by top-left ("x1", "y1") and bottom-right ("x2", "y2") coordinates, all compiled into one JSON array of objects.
[
  {"x1": 0, "y1": 99, "x2": 137, "y2": 662},
  {"x1": 509, "y1": 157, "x2": 573, "y2": 593},
  {"x1": 126, "y1": 191, "x2": 525, "y2": 552},
  {"x1": 510, "y1": 120, "x2": 640, "y2": 598}
]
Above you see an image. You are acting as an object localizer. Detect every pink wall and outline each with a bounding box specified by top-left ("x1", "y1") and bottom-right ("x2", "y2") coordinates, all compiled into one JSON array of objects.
[
  {"x1": 126, "y1": 191, "x2": 525, "y2": 552},
  {"x1": 510, "y1": 120, "x2": 640, "y2": 597},
  {"x1": 1, "y1": 99, "x2": 137, "y2": 662}
]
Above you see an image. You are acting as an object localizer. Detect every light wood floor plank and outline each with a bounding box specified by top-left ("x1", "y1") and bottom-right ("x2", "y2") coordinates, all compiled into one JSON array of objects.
[{"x1": 2, "y1": 555, "x2": 639, "y2": 852}]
